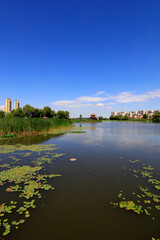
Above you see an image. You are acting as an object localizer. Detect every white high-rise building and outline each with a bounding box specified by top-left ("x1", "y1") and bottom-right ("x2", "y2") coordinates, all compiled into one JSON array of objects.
[
  {"x1": 15, "y1": 100, "x2": 20, "y2": 110},
  {"x1": 111, "y1": 112, "x2": 116, "y2": 116},
  {"x1": 6, "y1": 98, "x2": 12, "y2": 113}
]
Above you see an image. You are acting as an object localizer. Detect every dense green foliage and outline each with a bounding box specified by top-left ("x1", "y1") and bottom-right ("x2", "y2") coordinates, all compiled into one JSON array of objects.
[
  {"x1": 9, "y1": 105, "x2": 69, "y2": 119},
  {"x1": 143, "y1": 114, "x2": 148, "y2": 119},
  {"x1": 109, "y1": 115, "x2": 129, "y2": 120},
  {"x1": 56, "y1": 110, "x2": 69, "y2": 119},
  {"x1": 152, "y1": 112, "x2": 160, "y2": 123},
  {"x1": 0, "y1": 110, "x2": 5, "y2": 118},
  {"x1": 0, "y1": 118, "x2": 72, "y2": 135},
  {"x1": 12, "y1": 107, "x2": 24, "y2": 117},
  {"x1": 99, "y1": 116, "x2": 103, "y2": 120}
]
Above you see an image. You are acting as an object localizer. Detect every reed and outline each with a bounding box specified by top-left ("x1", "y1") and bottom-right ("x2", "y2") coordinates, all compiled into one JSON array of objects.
[{"x1": 0, "y1": 118, "x2": 72, "y2": 136}]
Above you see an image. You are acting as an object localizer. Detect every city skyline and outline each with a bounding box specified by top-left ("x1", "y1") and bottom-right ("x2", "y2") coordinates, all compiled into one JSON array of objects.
[
  {"x1": 0, "y1": 89, "x2": 160, "y2": 117},
  {"x1": 0, "y1": 1, "x2": 160, "y2": 117},
  {"x1": 2, "y1": 98, "x2": 20, "y2": 113},
  {"x1": 1, "y1": 96, "x2": 160, "y2": 119},
  {"x1": 111, "y1": 109, "x2": 160, "y2": 119}
]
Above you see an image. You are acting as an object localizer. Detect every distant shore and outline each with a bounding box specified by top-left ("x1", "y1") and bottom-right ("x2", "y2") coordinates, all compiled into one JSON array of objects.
[{"x1": 72, "y1": 119, "x2": 102, "y2": 123}]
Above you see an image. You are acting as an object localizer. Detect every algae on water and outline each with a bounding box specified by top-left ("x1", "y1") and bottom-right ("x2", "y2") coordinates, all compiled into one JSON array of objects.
[{"x1": 0, "y1": 143, "x2": 64, "y2": 238}]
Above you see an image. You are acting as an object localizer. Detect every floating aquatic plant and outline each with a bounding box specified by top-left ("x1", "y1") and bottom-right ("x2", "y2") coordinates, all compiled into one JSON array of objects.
[
  {"x1": 111, "y1": 158, "x2": 160, "y2": 240},
  {"x1": 0, "y1": 143, "x2": 64, "y2": 238}
]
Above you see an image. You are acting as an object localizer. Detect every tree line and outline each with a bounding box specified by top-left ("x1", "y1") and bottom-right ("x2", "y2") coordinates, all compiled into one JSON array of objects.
[
  {"x1": 109, "y1": 113, "x2": 160, "y2": 123},
  {"x1": 0, "y1": 105, "x2": 69, "y2": 119}
]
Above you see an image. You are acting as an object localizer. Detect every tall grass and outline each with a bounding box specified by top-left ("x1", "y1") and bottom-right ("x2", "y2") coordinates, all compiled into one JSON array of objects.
[{"x1": 0, "y1": 118, "x2": 72, "y2": 135}]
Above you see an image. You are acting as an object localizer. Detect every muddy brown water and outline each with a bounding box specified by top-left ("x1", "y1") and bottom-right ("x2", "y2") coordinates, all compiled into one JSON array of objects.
[{"x1": 1, "y1": 122, "x2": 160, "y2": 240}]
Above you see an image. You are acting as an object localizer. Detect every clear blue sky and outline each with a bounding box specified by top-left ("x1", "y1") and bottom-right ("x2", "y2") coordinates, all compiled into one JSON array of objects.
[{"x1": 0, "y1": 0, "x2": 160, "y2": 117}]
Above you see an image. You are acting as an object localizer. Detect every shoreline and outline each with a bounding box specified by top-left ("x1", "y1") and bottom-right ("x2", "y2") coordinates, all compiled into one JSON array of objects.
[{"x1": 0, "y1": 126, "x2": 73, "y2": 139}]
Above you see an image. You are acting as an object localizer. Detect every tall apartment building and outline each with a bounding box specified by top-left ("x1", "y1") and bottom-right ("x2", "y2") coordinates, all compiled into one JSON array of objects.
[
  {"x1": 130, "y1": 111, "x2": 138, "y2": 114},
  {"x1": 126, "y1": 112, "x2": 133, "y2": 118},
  {"x1": 147, "y1": 110, "x2": 154, "y2": 114},
  {"x1": 111, "y1": 108, "x2": 159, "y2": 119},
  {"x1": 15, "y1": 100, "x2": 20, "y2": 110},
  {"x1": 138, "y1": 110, "x2": 146, "y2": 115},
  {"x1": 3, "y1": 106, "x2": 6, "y2": 113},
  {"x1": 117, "y1": 111, "x2": 126, "y2": 117},
  {"x1": 111, "y1": 112, "x2": 116, "y2": 116},
  {"x1": 6, "y1": 98, "x2": 12, "y2": 113}
]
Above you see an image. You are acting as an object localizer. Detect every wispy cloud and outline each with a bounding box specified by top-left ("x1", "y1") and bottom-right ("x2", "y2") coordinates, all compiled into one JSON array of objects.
[
  {"x1": 77, "y1": 96, "x2": 106, "y2": 102},
  {"x1": 104, "y1": 102, "x2": 115, "y2": 105},
  {"x1": 52, "y1": 89, "x2": 160, "y2": 108},
  {"x1": 53, "y1": 100, "x2": 92, "y2": 108},
  {"x1": 52, "y1": 100, "x2": 76, "y2": 106},
  {"x1": 0, "y1": 105, "x2": 5, "y2": 110},
  {"x1": 116, "y1": 89, "x2": 160, "y2": 103},
  {"x1": 96, "y1": 103, "x2": 104, "y2": 106},
  {"x1": 95, "y1": 91, "x2": 105, "y2": 96}
]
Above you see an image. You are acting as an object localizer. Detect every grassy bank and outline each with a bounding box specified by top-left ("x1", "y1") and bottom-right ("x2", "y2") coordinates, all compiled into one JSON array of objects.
[
  {"x1": 72, "y1": 119, "x2": 102, "y2": 123},
  {"x1": 0, "y1": 118, "x2": 72, "y2": 136}
]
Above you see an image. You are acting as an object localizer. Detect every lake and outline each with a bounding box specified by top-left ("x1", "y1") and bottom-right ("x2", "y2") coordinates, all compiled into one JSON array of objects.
[{"x1": 1, "y1": 121, "x2": 160, "y2": 240}]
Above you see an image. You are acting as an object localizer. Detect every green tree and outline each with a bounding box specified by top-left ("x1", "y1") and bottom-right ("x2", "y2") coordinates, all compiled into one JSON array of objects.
[
  {"x1": 32, "y1": 108, "x2": 42, "y2": 118},
  {"x1": 12, "y1": 108, "x2": 24, "y2": 117},
  {"x1": 0, "y1": 110, "x2": 5, "y2": 118},
  {"x1": 79, "y1": 114, "x2": 82, "y2": 120},
  {"x1": 43, "y1": 106, "x2": 51, "y2": 118},
  {"x1": 143, "y1": 114, "x2": 148, "y2": 119},
  {"x1": 5, "y1": 113, "x2": 13, "y2": 118},
  {"x1": 23, "y1": 105, "x2": 34, "y2": 117},
  {"x1": 64, "y1": 111, "x2": 69, "y2": 119},
  {"x1": 50, "y1": 110, "x2": 56, "y2": 118},
  {"x1": 152, "y1": 112, "x2": 160, "y2": 123},
  {"x1": 122, "y1": 116, "x2": 129, "y2": 120},
  {"x1": 56, "y1": 111, "x2": 69, "y2": 119},
  {"x1": 109, "y1": 115, "x2": 115, "y2": 120},
  {"x1": 99, "y1": 116, "x2": 103, "y2": 120}
]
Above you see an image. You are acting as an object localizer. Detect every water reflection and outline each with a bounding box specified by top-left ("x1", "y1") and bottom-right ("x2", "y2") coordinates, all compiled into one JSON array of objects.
[
  {"x1": 73, "y1": 122, "x2": 160, "y2": 152},
  {"x1": 0, "y1": 133, "x2": 66, "y2": 145},
  {"x1": 1, "y1": 121, "x2": 160, "y2": 240}
]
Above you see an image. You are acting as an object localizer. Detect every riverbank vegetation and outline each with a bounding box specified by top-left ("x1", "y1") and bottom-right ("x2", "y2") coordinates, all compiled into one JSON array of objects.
[
  {"x1": 0, "y1": 118, "x2": 72, "y2": 136},
  {"x1": 0, "y1": 105, "x2": 72, "y2": 136}
]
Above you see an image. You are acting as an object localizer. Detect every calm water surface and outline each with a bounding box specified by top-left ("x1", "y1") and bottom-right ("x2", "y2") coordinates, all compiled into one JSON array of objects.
[{"x1": 3, "y1": 122, "x2": 160, "y2": 240}]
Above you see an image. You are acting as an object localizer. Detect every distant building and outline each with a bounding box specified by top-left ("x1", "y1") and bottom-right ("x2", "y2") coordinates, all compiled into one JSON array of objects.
[
  {"x1": 154, "y1": 109, "x2": 160, "y2": 113},
  {"x1": 117, "y1": 111, "x2": 126, "y2": 117},
  {"x1": 3, "y1": 106, "x2": 6, "y2": 113},
  {"x1": 137, "y1": 114, "x2": 143, "y2": 119},
  {"x1": 111, "y1": 112, "x2": 116, "y2": 116},
  {"x1": 15, "y1": 100, "x2": 20, "y2": 110},
  {"x1": 130, "y1": 111, "x2": 138, "y2": 114},
  {"x1": 147, "y1": 110, "x2": 154, "y2": 118},
  {"x1": 126, "y1": 112, "x2": 133, "y2": 118},
  {"x1": 90, "y1": 113, "x2": 97, "y2": 119},
  {"x1": 6, "y1": 98, "x2": 12, "y2": 113},
  {"x1": 138, "y1": 110, "x2": 146, "y2": 115},
  {"x1": 110, "y1": 108, "x2": 159, "y2": 119},
  {"x1": 147, "y1": 110, "x2": 154, "y2": 114}
]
